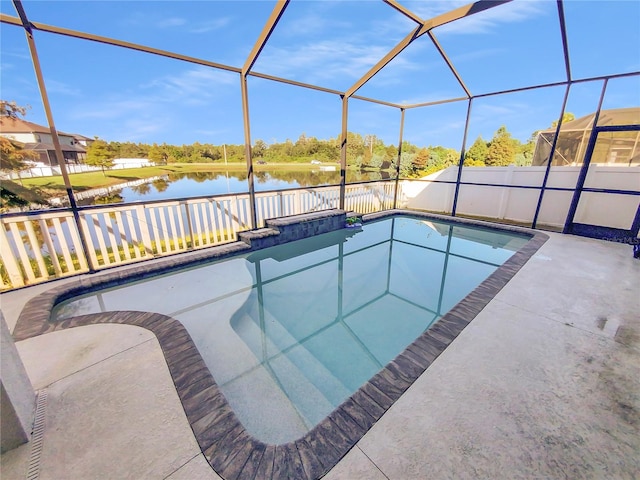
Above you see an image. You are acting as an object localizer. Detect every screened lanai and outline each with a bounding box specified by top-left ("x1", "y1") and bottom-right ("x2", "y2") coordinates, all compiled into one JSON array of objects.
[
  {"x1": 2, "y1": 3, "x2": 640, "y2": 480},
  {"x1": 533, "y1": 107, "x2": 640, "y2": 166},
  {"x1": 0, "y1": 0, "x2": 639, "y2": 290}
]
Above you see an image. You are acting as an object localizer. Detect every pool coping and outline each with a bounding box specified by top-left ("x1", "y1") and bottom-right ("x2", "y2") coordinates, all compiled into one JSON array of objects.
[{"x1": 12, "y1": 209, "x2": 549, "y2": 480}]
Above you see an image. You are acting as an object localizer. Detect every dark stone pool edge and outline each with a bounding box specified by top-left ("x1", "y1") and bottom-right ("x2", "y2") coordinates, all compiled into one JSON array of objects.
[{"x1": 12, "y1": 209, "x2": 549, "y2": 480}]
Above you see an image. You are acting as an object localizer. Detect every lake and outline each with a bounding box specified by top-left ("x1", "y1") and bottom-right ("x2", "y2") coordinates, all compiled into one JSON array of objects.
[{"x1": 87, "y1": 169, "x2": 394, "y2": 205}]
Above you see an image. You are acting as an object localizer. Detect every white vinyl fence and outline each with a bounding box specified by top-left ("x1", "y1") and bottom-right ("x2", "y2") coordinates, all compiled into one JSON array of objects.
[
  {"x1": 403, "y1": 165, "x2": 640, "y2": 230},
  {"x1": 0, "y1": 181, "x2": 397, "y2": 290},
  {"x1": 0, "y1": 164, "x2": 101, "y2": 180},
  {"x1": 1, "y1": 161, "x2": 155, "y2": 180}
]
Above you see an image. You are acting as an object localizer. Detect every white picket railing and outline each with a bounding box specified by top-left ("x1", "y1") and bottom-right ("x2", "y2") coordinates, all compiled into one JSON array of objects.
[{"x1": 0, "y1": 181, "x2": 400, "y2": 290}]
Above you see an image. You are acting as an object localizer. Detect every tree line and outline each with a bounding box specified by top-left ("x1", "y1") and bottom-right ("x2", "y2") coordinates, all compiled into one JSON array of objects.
[
  {"x1": 85, "y1": 125, "x2": 542, "y2": 178},
  {"x1": 2, "y1": 100, "x2": 573, "y2": 179}
]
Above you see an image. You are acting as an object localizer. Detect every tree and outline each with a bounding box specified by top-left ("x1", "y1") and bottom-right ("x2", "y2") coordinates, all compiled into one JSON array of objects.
[
  {"x1": 0, "y1": 137, "x2": 38, "y2": 173},
  {"x1": 551, "y1": 112, "x2": 575, "y2": 128},
  {"x1": 152, "y1": 178, "x2": 170, "y2": 192},
  {"x1": 516, "y1": 134, "x2": 536, "y2": 167},
  {"x1": 94, "y1": 192, "x2": 124, "y2": 205},
  {"x1": 0, "y1": 179, "x2": 49, "y2": 211},
  {"x1": 360, "y1": 149, "x2": 373, "y2": 169},
  {"x1": 412, "y1": 147, "x2": 430, "y2": 172},
  {"x1": 442, "y1": 147, "x2": 460, "y2": 167},
  {"x1": 464, "y1": 136, "x2": 488, "y2": 166},
  {"x1": 0, "y1": 100, "x2": 38, "y2": 174},
  {"x1": 85, "y1": 138, "x2": 115, "y2": 175},
  {"x1": 485, "y1": 126, "x2": 516, "y2": 166},
  {"x1": 316, "y1": 139, "x2": 339, "y2": 161},
  {"x1": 401, "y1": 140, "x2": 419, "y2": 155},
  {"x1": 385, "y1": 145, "x2": 398, "y2": 163},
  {"x1": 399, "y1": 152, "x2": 416, "y2": 177},
  {"x1": 253, "y1": 139, "x2": 267, "y2": 158},
  {"x1": 148, "y1": 143, "x2": 168, "y2": 164},
  {"x1": 369, "y1": 152, "x2": 386, "y2": 170},
  {"x1": 0, "y1": 100, "x2": 47, "y2": 209},
  {"x1": 202, "y1": 144, "x2": 222, "y2": 162},
  {"x1": 0, "y1": 100, "x2": 30, "y2": 118},
  {"x1": 130, "y1": 183, "x2": 151, "y2": 195},
  {"x1": 294, "y1": 133, "x2": 309, "y2": 157}
]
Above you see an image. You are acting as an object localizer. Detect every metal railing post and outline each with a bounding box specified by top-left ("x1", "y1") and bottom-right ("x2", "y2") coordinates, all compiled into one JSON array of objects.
[
  {"x1": 339, "y1": 96, "x2": 348, "y2": 210},
  {"x1": 13, "y1": 0, "x2": 95, "y2": 272},
  {"x1": 392, "y1": 108, "x2": 405, "y2": 209},
  {"x1": 451, "y1": 98, "x2": 473, "y2": 216}
]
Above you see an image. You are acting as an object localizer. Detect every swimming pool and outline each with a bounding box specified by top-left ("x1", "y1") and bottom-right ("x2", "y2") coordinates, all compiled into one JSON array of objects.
[{"x1": 14, "y1": 210, "x2": 548, "y2": 479}]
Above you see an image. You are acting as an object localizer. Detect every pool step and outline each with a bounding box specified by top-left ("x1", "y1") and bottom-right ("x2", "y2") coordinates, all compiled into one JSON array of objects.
[
  {"x1": 239, "y1": 209, "x2": 348, "y2": 250},
  {"x1": 230, "y1": 308, "x2": 345, "y2": 438}
]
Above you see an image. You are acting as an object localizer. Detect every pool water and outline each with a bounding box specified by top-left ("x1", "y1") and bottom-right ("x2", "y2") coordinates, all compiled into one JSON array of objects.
[{"x1": 53, "y1": 216, "x2": 528, "y2": 443}]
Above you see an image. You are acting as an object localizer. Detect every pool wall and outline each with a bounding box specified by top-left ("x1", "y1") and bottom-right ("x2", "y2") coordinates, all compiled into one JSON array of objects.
[{"x1": 12, "y1": 209, "x2": 549, "y2": 480}]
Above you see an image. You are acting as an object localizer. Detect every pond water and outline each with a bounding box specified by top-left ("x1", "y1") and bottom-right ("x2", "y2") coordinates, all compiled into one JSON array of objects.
[{"x1": 87, "y1": 169, "x2": 393, "y2": 205}]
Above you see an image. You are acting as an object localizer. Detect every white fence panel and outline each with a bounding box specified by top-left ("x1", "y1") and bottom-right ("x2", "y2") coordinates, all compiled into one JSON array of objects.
[
  {"x1": 1, "y1": 182, "x2": 400, "y2": 290},
  {"x1": 404, "y1": 165, "x2": 640, "y2": 228},
  {"x1": 1, "y1": 211, "x2": 90, "y2": 288},
  {"x1": 79, "y1": 206, "x2": 152, "y2": 268}
]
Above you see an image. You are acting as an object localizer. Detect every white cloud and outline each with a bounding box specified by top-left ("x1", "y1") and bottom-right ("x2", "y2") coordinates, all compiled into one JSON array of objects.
[
  {"x1": 72, "y1": 101, "x2": 171, "y2": 142},
  {"x1": 122, "y1": 117, "x2": 167, "y2": 137},
  {"x1": 73, "y1": 99, "x2": 154, "y2": 120},
  {"x1": 156, "y1": 17, "x2": 187, "y2": 28},
  {"x1": 189, "y1": 17, "x2": 231, "y2": 34},
  {"x1": 278, "y1": 11, "x2": 352, "y2": 37},
  {"x1": 433, "y1": 1, "x2": 547, "y2": 35},
  {"x1": 46, "y1": 80, "x2": 82, "y2": 97},
  {"x1": 468, "y1": 101, "x2": 537, "y2": 141},
  {"x1": 252, "y1": 0, "x2": 421, "y2": 86},
  {"x1": 145, "y1": 66, "x2": 237, "y2": 103},
  {"x1": 275, "y1": 0, "x2": 353, "y2": 37},
  {"x1": 476, "y1": 102, "x2": 521, "y2": 117},
  {"x1": 0, "y1": 49, "x2": 31, "y2": 74},
  {"x1": 69, "y1": 66, "x2": 238, "y2": 140},
  {"x1": 403, "y1": 0, "x2": 547, "y2": 35},
  {"x1": 256, "y1": 39, "x2": 420, "y2": 86},
  {"x1": 370, "y1": 15, "x2": 420, "y2": 37},
  {"x1": 0, "y1": 50, "x2": 31, "y2": 61},
  {"x1": 122, "y1": 12, "x2": 229, "y2": 33},
  {"x1": 404, "y1": 0, "x2": 469, "y2": 21}
]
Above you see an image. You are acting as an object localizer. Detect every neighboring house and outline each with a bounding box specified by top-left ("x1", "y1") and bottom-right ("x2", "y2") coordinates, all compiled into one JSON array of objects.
[
  {"x1": 532, "y1": 107, "x2": 640, "y2": 167},
  {"x1": 0, "y1": 117, "x2": 87, "y2": 166},
  {"x1": 72, "y1": 133, "x2": 95, "y2": 150}
]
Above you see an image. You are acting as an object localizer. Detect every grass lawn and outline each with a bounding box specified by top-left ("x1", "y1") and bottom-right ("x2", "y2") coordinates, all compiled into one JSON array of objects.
[{"x1": 21, "y1": 162, "x2": 339, "y2": 195}]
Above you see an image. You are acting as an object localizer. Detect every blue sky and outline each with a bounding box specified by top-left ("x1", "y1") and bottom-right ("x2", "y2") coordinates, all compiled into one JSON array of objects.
[{"x1": 1, "y1": 0, "x2": 638, "y2": 151}]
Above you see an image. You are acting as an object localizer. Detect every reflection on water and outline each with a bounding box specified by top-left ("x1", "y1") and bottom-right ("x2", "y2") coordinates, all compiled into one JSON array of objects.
[
  {"x1": 52, "y1": 216, "x2": 527, "y2": 443},
  {"x1": 89, "y1": 169, "x2": 393, "y2": 205}
]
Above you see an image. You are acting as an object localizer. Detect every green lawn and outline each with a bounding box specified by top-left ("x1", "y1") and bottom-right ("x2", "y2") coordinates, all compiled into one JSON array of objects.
[
  {"x1": 21, "y1": 162, "x2": 339, "y2": 194},
  {"x1": 21, "y1": 164, "x2": 235, "y2": 192}
]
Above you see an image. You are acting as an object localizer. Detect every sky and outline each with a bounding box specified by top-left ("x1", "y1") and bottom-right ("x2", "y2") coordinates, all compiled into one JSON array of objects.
[{"x1": 1, "y1": 0, "x2": 639, "y2": 151}]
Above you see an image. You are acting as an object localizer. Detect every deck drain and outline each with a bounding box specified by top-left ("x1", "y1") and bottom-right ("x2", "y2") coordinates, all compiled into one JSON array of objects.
[{"x1": 26, "y1": 389, "x2": 48, "y2": 480}]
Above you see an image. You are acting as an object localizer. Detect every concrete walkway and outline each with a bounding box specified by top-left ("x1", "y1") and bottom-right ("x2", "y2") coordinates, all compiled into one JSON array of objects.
[{"x1": 1, "y1": 232, "x2": 639, "y2": 479}]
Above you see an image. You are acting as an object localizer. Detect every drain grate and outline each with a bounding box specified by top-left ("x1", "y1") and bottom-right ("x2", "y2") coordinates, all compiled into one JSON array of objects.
[{"x1": 26, "y1": 389, "x2": 48, "y2": 480}]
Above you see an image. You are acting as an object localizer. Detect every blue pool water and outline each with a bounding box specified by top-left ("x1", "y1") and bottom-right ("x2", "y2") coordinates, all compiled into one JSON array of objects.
[{"x1": 53, "y1": 216, "x2": 528, "y2": 443}]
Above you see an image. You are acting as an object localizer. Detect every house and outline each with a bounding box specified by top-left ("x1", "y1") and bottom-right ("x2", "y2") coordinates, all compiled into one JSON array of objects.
[
  {"x1": 72, "y1": 133, "x2": 95, "y2": 149},
  {"x1": 532, "y1": 107, "x2": 640, "y2": 166},
  {"x1": 0, "y1": 116, "x2": 88, "y2": 166}
]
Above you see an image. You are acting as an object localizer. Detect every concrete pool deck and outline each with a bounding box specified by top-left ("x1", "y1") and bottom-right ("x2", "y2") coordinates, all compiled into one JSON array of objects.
[{"x1": 1, "y1": 231, "x2": 639, "y2": 479}]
